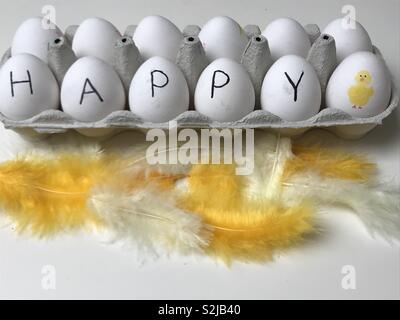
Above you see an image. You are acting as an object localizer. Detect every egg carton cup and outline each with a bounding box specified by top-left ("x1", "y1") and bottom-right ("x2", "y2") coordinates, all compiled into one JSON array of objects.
[{"x1": 0, "y1": 23, "x2": 398, "y2": 139}]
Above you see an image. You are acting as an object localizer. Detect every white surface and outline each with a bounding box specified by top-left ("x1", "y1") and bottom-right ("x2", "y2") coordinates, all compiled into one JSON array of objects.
[{"x1": 0, "y1": 0, "x2": 399, "y2": 300}]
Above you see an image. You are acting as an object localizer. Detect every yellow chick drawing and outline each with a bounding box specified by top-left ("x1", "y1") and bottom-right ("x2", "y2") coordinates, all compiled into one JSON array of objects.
[{"x1": 347, "y1": 70, "x2": 374, "y2": 109}]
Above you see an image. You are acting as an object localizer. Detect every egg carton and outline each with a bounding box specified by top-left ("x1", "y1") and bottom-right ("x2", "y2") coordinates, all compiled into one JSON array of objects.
[{"x1": 0, "y1": 23, "x2": 397, "y2": 139}]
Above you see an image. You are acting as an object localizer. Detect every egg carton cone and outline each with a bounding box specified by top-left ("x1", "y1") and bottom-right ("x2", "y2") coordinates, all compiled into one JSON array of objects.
[{"x1": 0, "y1": 23, "x2": 398, "y2": 139}]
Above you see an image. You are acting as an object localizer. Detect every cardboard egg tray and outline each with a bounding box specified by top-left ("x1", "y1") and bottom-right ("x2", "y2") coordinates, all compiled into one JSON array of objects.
[{"x1": 0, "y1": 23, "x2": 398, "y2": 139}]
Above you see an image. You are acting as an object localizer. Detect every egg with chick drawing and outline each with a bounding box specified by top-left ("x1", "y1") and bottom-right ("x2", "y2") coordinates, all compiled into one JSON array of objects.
[{"x1": 326, "y1": 51, "x2": 391, "y2": 118}]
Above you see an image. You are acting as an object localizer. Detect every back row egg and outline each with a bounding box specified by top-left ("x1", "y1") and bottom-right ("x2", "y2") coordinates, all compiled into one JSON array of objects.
[
  {"x1": 322, "y1": 18, "x2": 372, "y2": 63},
  {"x1": 72, "y1": 17, "x2": 122, "y2": 65},
  {"x1": 11, "y1": 17, "x2": 63, "y2": 63},
  {"x1": 133, "y1": 15, "x2": 183, "y2": 62},
  {"x1": 10, "y1": 16, "x2": 315, "y2": 68},
  {"x1": 198, "y1": 16, "x2": 249, "y2": 62},
  {"x1": 262, "y1": 18, "x2": 311, "y2": 61}
]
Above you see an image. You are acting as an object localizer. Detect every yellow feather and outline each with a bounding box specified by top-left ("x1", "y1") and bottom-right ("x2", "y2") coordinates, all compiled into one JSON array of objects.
[
  {"x1": 282, "y1": 144, "x2": 376, "y2": 182},
  {"x1": 0, "y1": 148, "x2": 116, "y2": 236},
  {"x1": 178, "y1": 164, "x2": 315, "y2": 265},
  {"x1": 184, "y1": 164, "x2": 243, "y2": 209},
  {"x1": 0, "y1": 139, "x2": 191, "y2": 237}
]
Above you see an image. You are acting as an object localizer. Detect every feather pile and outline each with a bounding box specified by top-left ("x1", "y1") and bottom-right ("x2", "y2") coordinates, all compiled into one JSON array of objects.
[{"x1": 0, "y1": 131, "x2": 398, "y2": 265}]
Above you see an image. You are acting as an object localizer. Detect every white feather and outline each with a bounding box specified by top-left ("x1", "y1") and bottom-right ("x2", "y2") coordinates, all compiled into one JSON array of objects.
[
  {"x1": 88, "y1": 186, "x2": 210, "y2": 257},
  {"x1": 282, "y1": 173, "x2": 400, "y2": 242},
  {"x1": 246, "y1": 132, "x2": 293, "y2": 200}
]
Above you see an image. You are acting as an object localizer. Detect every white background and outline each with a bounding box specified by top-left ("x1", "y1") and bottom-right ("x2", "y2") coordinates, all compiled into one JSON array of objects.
[{"x1": 0, "y1": 0, "x2": 399, "y2": 299}]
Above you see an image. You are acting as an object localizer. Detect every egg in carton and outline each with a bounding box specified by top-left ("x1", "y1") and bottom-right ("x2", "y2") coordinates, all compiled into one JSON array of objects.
[{"x1": 0, "y1": 20, "x2": 397, "y2": 139}]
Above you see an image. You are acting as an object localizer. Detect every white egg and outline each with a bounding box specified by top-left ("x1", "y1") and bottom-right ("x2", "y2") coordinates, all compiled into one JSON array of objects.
[
  {"x1": 323, "y1": 18, "x2": 372, "y2": 63},
  {"x1": 72, "y1": 18, "x2": 121, "y2": 65},
  {"x1": 198, "y1": 16, "x2": 249, "y2": 62},
  {"x1": 61, "y1": 57, "x2": 125, "y2": 122},
  {"x1": 129, "y1": 56, "x2": 189, "y2": 122},
  {"x1": 326, "y1": 51, "x2": 391, "y2": 118},
  {"x1": 262, "y1": 18, "x2": 311, "y2": 61},
  {"x1": 261, "y1": 55, "x2": 321, "y2": 121},
  {"x1": 133, "y1": 16, "x2": 183, "y2": 62},
  {"x1": 0, "y1": 53, "x2": 59, "y2": 120},
  {"x1": 11, "y1": 17, "x2": 63, "y2": 63},
  {"x1": 194, "y1": 58, "x2": 255, "y2": 121}
]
